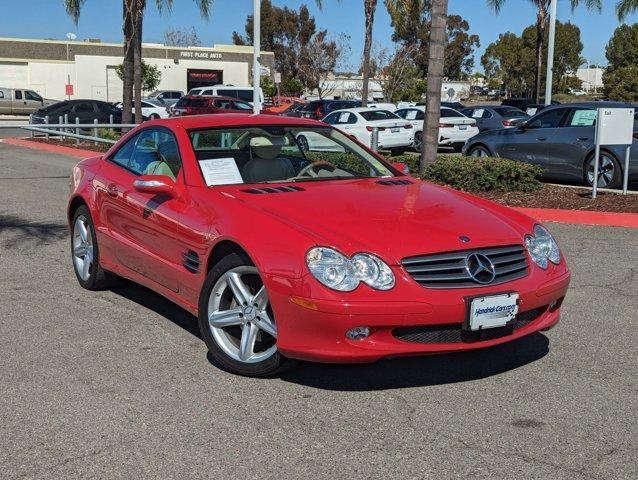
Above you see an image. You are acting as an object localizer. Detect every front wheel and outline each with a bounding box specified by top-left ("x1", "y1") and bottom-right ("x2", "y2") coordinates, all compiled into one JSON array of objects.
[
  {"x1": 584, "y1": 152, "x2": 622, "y2": 189},
  {"x1": 198, "y1": 253, "x2": 289, "y2": 377},
  {"x1": 71, "y1": 206, "x2": 113, "y2": 290},
  {"x1": 467, "y1": 145, "x2": 491, "y2": 158}
]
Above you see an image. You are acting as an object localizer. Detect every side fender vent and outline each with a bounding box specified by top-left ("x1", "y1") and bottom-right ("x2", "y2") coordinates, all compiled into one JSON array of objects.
[
  {"x1": 241, "y1": 185, "x2": 305, "y2": 194},
  {"x1": 182, "y1": 250, "x2": 200, "y2": 274},
  {"x1": 376, "y1": 179, "x2": 414, "y2": 186}
]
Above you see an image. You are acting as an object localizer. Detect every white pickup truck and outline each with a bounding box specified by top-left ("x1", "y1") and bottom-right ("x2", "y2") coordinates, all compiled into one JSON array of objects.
[{"x1": 0, "y1": 88, "x2": 58, "y2": 115}]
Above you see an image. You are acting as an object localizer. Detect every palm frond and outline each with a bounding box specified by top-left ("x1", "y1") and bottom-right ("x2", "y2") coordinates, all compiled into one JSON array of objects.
[
  {"x1": 570, "y1": 0, "x2": 602, "y2": 12},
  {"x1": 486, "y1": 0, "x2": 506, "y2": 14},
  {"x1": 616, "y1": 0, "x2": 638, "y2": 21},
  {"x1": 63, "y1": 0, "x2": 87, "y2": 25}
]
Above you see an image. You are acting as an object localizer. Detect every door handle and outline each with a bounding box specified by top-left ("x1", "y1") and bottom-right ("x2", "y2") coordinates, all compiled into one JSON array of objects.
[
  {"x1": 577, "y1": 137, "x2": 589, "y2": 141},
  {"x1": 537, "y1": 137, "x2": 547, "y2": 141},
  {"x1": 107, "y1": 183, "x2": 119, "y2": 197}
]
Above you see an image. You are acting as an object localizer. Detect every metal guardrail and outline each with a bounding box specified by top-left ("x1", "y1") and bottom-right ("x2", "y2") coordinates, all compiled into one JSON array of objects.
[{"x1": 0, "y1": 116, "x2": 138, "y2": 145}]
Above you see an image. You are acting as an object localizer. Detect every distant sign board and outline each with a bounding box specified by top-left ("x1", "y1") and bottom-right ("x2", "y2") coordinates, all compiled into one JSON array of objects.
[
  {"x1": 274, "y1": 72, "x2": 281, "y2": 84},
  {"x1": 65, "y1": 84, "x2": 74, "y2": 96},
  {"x1": 595, "y1": 107, "x2": 634, "y2": 145},
  {"x1": 178, "y1": 50, "x2": 223, "y2": 60}
]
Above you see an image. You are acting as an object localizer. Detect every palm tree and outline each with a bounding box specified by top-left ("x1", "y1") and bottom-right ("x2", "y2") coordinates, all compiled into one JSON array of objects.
[
  {"x1": 361, "y1": 0, "x2": 378, "y2": 107},
  {"x1": 420, "y1": 0, "x2": 447, "y2": 170},
  {"x1": 64, "y1": 0, "x2": 212, "y2": 125},
  {"x1": 487, "y1": 0, "x2": 601, "y2": 103},
  {"x1": 616, "y1": 0, "x2": 638, "y2": 21}
]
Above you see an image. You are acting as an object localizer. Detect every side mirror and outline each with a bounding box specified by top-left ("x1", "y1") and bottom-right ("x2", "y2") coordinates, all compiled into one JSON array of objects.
[
  {"x1": 392, "y1": 162, "x2": 410, "y2": 174},
  {"x1": 133, "y1": 175, "x2": 175, "y2": 196}
]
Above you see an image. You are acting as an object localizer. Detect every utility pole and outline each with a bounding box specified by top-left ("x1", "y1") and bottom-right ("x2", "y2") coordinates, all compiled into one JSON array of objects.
[
  {"x1": 252, "y1": 0, "x2": 261, "y2": 114},
  {"x1": 544, "y1": 0, "x2": 557, "y2": 105}
]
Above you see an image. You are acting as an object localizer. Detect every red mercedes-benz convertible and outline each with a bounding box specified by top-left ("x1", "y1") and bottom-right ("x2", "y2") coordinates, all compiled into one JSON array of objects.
[{"x1": 67, "y1": 114, "x2": 570, "y2": 377}]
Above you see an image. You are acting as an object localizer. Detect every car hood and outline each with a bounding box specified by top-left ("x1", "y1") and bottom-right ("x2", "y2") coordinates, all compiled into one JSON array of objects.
[{"x1": 221, "y1": 178, "x2": 531, "y2": 264}]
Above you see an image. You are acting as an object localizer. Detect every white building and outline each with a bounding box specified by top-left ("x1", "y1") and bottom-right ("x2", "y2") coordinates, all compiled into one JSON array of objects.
[
  {"x1": 576, "y1": 67, "x2": 604, "y2": 93},
  {"x1": 0, "y1": 37, "x2": 274, "y2": 102}
]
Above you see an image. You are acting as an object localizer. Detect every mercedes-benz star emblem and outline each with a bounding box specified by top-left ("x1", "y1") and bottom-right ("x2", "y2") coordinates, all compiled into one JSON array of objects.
[{"x1": 464, "y1": 253, "x2": 496, "y2": 284}]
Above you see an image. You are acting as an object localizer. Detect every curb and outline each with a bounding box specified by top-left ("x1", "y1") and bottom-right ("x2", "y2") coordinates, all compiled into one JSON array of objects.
[
  {"x1": 2, "y1": 137, "x2": 104, "y2": 159},
  {"x1": 2, "y1": 137, "x2": 637, "y2": 229},
  {"x1": 514, "y1": 207, "x2": 638, "y2": 229}
]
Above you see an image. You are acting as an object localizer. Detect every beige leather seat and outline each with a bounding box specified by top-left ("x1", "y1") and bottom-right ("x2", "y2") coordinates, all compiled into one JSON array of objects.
[{"x1": 242, "y1": 136, "x2": 295, "y2": 183}]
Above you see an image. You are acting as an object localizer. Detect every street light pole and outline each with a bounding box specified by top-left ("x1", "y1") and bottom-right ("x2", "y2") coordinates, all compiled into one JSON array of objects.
[
  {"x1": 544, "y1": 0, "x2": 558, "y2": 105},
  {"x1": 252, "y1": 0, "x2": 261, "y2": 114}
]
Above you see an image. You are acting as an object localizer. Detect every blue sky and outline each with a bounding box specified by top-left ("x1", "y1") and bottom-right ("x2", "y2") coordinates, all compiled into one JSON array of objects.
[{"x1": 1, "y1": 0, "x2": 636, "y2": 72}]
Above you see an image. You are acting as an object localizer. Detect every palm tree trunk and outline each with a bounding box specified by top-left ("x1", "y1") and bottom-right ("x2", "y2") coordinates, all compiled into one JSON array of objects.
[
  {"x1": 133, "y1": 0, "x2": 144, "y2": 124},
  {"x1": 534, "y1": 6, "x2": 547, "y2": 104},
  {"x1": 361, "y1": 0, "x2": 377, "y2": 107},
  {"x1": 122, "y1": 0, "x2": 135, "y2": 126},
  {"x1": 420, "y1": 0, "x2": 448, "y2": 172}
]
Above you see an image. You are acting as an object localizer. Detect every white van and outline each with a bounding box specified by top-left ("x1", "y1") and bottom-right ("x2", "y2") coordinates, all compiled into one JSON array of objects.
[{"x1": 188, "y1": 85, "x2": 264, "y2": 105}]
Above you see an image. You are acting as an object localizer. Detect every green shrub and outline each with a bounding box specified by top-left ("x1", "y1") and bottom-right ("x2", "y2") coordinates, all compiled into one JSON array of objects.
[{"x1": 420, "y1": 156, "x2": 543, "y2": 192}]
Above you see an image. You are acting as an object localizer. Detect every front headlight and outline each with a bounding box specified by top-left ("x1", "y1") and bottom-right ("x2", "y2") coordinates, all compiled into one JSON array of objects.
[
  {"x1": 525, "y1": 224, "x2": 561, "y2": 269},
  {"x1": 306, "y1": 247, "x2": 395, "y2": 291}
]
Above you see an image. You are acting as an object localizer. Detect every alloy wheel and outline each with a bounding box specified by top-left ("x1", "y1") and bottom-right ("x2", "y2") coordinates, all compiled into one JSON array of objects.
[
  {"x1": 207, "y1": 266, "x2": 277, "y2": 364},
  {"x1": 414, "y1": 131, "x2": 423, "y2": 152},
  {"x1": 587, "y1": 154, "x2": 616, "y2": 188},
  {"x1": 469, "y1": 146, "x2": 489, "y2": 158},
  {"x1": 72, "y1": 215, "x2": 94, "y2": 281}
]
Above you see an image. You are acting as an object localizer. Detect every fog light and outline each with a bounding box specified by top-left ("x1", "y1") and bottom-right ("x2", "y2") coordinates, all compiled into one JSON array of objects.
[
  {"x1": 549, "y1": 297, "x2": 564, "y2": 312},
  {"x1": 346, "y1": 326, "x2": 370, "y2": 340}
]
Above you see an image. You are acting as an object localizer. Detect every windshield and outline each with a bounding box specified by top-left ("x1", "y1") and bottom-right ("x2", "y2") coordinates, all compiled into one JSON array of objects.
[
  {"x1": 494, "y1": 107, "x2": 528, "y2": 118},
  {"x1": 189, "y1": 125, "x2": 395, "y2": 186}
]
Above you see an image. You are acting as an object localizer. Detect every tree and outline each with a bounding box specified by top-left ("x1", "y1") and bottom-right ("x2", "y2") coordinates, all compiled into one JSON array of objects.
[
  {"x1": 603, "y1": 23, "x2": 638, "y2": 101},
  {"x1": 421, "y1": 0, "x2": 448, "y2": 171},
  {"x1": 385, "y1": 1, "x2": 478, "y2": 79},
  {"x1": 115, "y1": 60, "x2": 162, "y2": 93},
  {"x1": 481, "y1": 21, "x2": 584, "y2": 97},
  {"x1": 164, "y1": 26, "x2": 202, "y2": 47},
  {"x1": 486, "y1": 0, "x2": 601, "y2": 103},
  {"x1": 616, "y1": 0, "x2": 638, "y2": 21},
  {"x1": 297, "y1": 32, "x2": 348, "y2": 99},
  {"x1": 361, "y1": 0, "x2": 378, "y2": 106},
  {"x1": 377, "y1": 45, "x2": 423, "y2": 101},
  {"x1": 64, "y1": 0, "x2": 212, "y2": 125}
]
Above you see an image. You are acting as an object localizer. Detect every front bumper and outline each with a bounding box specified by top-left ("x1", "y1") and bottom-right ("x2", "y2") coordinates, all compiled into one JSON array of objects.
[{"x1": 267, "y1": 266, "x2": 570, "y2": 363}]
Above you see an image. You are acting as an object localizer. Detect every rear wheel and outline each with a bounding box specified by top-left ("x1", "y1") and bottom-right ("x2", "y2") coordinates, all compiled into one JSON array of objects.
[
  {"x1": 149, "y1": 113, "x2": 160, "y2": 120},
  {"x1": 71, "y1": 206, "x2": 113, "y2": 290},
  {"x1": 585, "y1": 152, "x2": 622, "y2": 189},
  {"x1": 467, "y1": 145, "x2": 491, "y2": 158},
  {"x1": 198, "y1": 253, "x2": 289, "y2": 377},
  {"x1": 413, "y1": 131, "x2": 423, "y2": 152}
]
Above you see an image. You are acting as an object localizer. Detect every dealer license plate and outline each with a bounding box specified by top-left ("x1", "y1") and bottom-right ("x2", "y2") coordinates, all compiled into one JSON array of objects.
[
  {"x1": 391, "y1": 127, "x2": 400, "y2": 133},
  {"x1": 468, "y1": 293, "x2": 519, "y2": 331}
]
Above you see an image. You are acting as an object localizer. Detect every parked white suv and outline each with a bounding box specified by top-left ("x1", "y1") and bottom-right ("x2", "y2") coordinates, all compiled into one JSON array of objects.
[{"x1": 188, "y1": 85, "x2": 264, "y2": 105}]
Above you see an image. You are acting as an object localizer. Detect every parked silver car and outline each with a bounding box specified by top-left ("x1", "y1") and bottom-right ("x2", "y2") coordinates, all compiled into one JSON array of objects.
[
  {"x1": 460, "y1": 106, "x2": 530, "y2": 131},
  {"x1": 0, "y1": 87, "x2": 57, "y2": 115},
  {"x1": 463, "y1": 102, "x2": 638, "y2": 189}
]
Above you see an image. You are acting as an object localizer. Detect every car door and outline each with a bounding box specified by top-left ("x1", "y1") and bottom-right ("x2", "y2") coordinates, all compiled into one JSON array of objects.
[
  {"x1": 24, "y1": 90, "x2": 43, "y2": 113},
  {"x1": 12, "y1": 90, "x2": 29, "y2": 115},
  {"x1": 324, "y1": 111, "x2": 360, "y2": 140},
  {"x1": 70, "y1": 102, "x2": 98, "y2": 123},
  {"x1": 95, "y1": 128, "x2": 187, "y2": 292},
  {"x1": 547, "y1": 107, "x2": 597, "y2": 181},
  {"x1": 498, "y1": 108, "x2": 568, "y2": 168}
]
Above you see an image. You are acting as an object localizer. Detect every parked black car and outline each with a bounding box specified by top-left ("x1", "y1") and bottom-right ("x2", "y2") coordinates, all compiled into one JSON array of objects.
[
  {"x1": 502, "y1": 98, "x2": 560, "y2": 112},
  {"x1": 299, "y1": 99, "x2": 361, "y2": 120},
  {"x1": 31, "y1": 99, "x2": 146, "y2": 124}
]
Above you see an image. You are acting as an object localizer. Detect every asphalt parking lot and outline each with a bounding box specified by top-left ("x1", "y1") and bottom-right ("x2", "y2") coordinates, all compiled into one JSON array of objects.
[{"x1": 1, "y1": 142, "x2": 636, "y2": 479}]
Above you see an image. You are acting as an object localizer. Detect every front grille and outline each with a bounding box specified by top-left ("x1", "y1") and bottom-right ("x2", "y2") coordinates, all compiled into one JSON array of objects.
[
  {"x1": 402, "y1": 245, "x2": 528, "y2": 288},
  {"x1": 393, "y1": 305, "x2": 547, "y2": 344}
]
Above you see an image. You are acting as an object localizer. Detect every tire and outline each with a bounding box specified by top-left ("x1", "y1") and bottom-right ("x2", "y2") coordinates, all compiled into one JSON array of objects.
[
  {"x1": 467, "y1": 144, "x2": 491, "y2": 158},
  {"x1": 198, "y1": 252, "x2": 290, "y2": 377},
  {"x1": 452, "y1": 142, "x2": 465, "y2": 153},
  {"x1": 390, "y1": 147, "x2": 407, "y2": 155},
  {"x1": 71, "y1": 205, "x2": 113, "y2": 290},
  {"x1": 584, "y1": 151, "x2": 622, "y2": 189},
  {"x1": 297, "y1": 135, "x2": 309, "y2": 152},
  {"x1": 413, "y1": 131, "x2": 423, "y2": 152},
  {"x1": 150, "y1": 113, "x2": 160, "y2": 120}
]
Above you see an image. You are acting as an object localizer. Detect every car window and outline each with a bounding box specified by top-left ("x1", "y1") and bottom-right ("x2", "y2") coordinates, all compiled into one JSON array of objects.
[
  {"x1": 73, "y1": 103, "x2": 96, "y2": 113},
  {"x1": 172, "y1": 92, "x2": 182, "y2": 99},
  {"x1": 0, "y1": 91, "x2": 3, "y2": 98},
  {"x1": 127, "y1": 129, "x2": 182, "y2": 180},
  {"x1": 396, "y1": 109, "x2": 423, "y2": 120},
  {"x1": 324, "y1": 112, "x2": 356, "y2": 124},
  {"x1": 232, "y1": 100, "x2": 253, "y2": 111},
  {"x1": 440, "y1": 109, "x2": 465, "y2": 118},
  {"x1": 109, "y1": 133, "x2": 138, "y2": 170},
  {"x1": 494, "y1": 107, "x2": 527, "y2": 118},
  {"x1": 142, "y1": 101, "x2": 155, "y2": 108},
  {"x1": 15, "y1": 90, "x2": 22, "y2": 100},
  {"x1": 359, "y1": 110, "x2": 399, "y2": 122},
  {"x1": 214, "y1": 99, "x2": 233, "y2": 109},
  {"x1": 528, "y1": 108, "x2": 567, "y2": 129},
  {"x1": 25, "y1": 90, "x2": 42, "y2": 101},
  {"x1": 565, "y1": 108, "x2": 597, "y2": 127}
]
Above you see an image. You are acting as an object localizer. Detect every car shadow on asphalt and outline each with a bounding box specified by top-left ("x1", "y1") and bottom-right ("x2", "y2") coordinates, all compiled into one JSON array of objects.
[
  {"x1": 108, "y1": 279, "x2": 550, "y2": 391},
  {"x1": 278, "y1": 334, "x2": 549, "y2": 391},
  {"x1": 0, "y1": 212, "x2": 68, "y2": 248}
]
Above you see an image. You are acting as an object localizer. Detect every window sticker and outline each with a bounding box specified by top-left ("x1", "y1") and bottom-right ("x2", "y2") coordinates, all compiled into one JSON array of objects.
[
  {"x1": 571, "y1": 109, "x2": 597, "y2": 126},
  {"x1": 199, "y1": 157, "x2": 243, "y2": 186},
  {"x1": 406, "y1": 110, "x2": 418, "y2": 120},
  {"x1": 338, "y1": 112, "x2": 350, "y2": 123},
  {"x1": 526, "y1": 107, "x2": 538, "y2": 116},
  {"x1": 472, "y1": 109, "x2": 484, "y2": 118}
]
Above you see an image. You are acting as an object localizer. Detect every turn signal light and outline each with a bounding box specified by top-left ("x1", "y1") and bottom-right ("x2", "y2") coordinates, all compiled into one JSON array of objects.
[
  {"x1": 366, "y1": 126, "x2": 386, "y2": 132},
  {"x1": 502, "y1": 120, "x2": 516, "y2": 127},
  {"x1": 438, "y1": 123, "x2": 454, "y2": 128}
]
